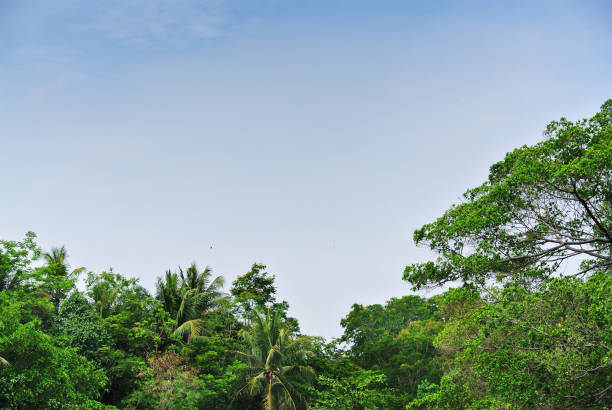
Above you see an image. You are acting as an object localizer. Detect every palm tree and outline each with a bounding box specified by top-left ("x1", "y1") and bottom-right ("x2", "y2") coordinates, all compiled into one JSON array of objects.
[
  {"x1": 178, "y1": 264, "x2": 225, "y2": 298},
  {"x1": 156, "y1": 263, "x2": 226, "y2": 342},
  {"x1": 42, "y1": 246, "x2": 84, "y2": 313},
  {"x1": 180, "y1": 263, "x2": 207, "y2": 292},
  {"x1": 87, "y1": 271, "x2": 122, "y2": 318},
  {"x1": 156, "y1": 269, "x2": 182, "y2": 318},
  {"x1": 43, "y1": 246, "x2": 68, "y2": 275},
  {"x1": 235, "y1": 308, "x2": 315, "y2": 410}
]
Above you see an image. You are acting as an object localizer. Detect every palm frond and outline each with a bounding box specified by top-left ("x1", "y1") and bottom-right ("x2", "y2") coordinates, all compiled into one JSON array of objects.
[
  {"x1": 43, "y1": 245, "x2": 67, "y2": 266},
  {"x1": 265, "y1": 344, "x2": 283, "y2": 368},
  {"x1": 280, "y1": 365, "x2": 315, "y2": 382},
  {"x1": 177, "y1": 288, "x2": 200, "y2": 324},
  {"x1": 248, "y1": 371, "x2": 266, "y2": 395},
  {"x1": 273, "y1": 375, "x2": 299, "y2": 410},
  {"x1": 173, "y1": 318, "x2": 206, "y2": 342},
  {"x1": 208, "y1": 274, "x2": 225, "y2": 291}
]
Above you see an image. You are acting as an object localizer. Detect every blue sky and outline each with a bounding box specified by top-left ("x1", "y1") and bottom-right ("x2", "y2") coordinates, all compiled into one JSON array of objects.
[{"x1": 1, "y1": 0, "x2": 611, "y2": 338}]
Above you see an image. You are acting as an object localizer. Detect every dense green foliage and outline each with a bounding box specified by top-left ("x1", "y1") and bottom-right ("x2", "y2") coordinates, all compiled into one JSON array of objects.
[
  {"x1": 0, "y1": 102, "x2": 609, "y2": 408},
  {"x1": 339, "y1": 296, "x2": 442, "y2": 405},
  {"x1": 235, "y1": 308, "x2": 314, "y2": 409},
  {"x1": 404, "y1": 100, "x2": 612, "y2": 289},
  {"x1": 405, "y1": 100, "x2": 612, "y2": 409},
  {"x1": 0, "y1": 291, "x2": 107, "y2": 408}
]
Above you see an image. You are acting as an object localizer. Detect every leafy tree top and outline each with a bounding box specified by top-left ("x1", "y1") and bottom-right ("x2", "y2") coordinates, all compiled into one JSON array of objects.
[
  {"x1": 404, "y1": 100, "x2": 612, "y2": 289},
  {"x1": 231, "y1": 263, "x2": 277, "y2": 314},
  {"x1": 0, "y1": 231, "x2": 40, "y2": 291}
]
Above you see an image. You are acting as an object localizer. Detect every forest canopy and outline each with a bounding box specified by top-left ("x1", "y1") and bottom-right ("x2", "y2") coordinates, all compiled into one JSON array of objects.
[{"x1": 0, "y1": 101, "x2": 610, "y2": 409}]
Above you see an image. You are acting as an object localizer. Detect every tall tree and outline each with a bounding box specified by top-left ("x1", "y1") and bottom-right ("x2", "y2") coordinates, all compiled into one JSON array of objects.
[
  {"x1": 42, "y1": 246, "x2": 83, "y2": 312},
  {"x1": 231, "y1": 263, "x2": 277, "y2": 321},
  {"x1": 156, "y1": 269, "x2": 182, "y2": 318},
  {"x1": 403, "y1": 101, "x2": 612, "y2": 408},
  {"x1": 156, "y1": 263, "x2": 226, "y2": 342},
  {"x1": 43, "y1": 246, "x2": 68, "y2": 273},
  {"x1": 178, "y1": 263, "x2": 225, "y2": 309},
  {"x1": 180, "y1": 263, "x2": 218, "y2": 293},
  {"x1": 404, "y1": 100, "x2": 612, "y2": 289},
  {"x1": 0, "y1": 231, "x2": 40, "y2": 291},
  {"x1": 234, "y1": 307, "x2": 315, "y2": 410}
]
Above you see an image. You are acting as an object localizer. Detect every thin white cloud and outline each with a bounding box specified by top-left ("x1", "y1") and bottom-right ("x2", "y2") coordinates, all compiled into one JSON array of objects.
[{"x1": 76, "y1": 0, "x2": 231, "y2": 43}]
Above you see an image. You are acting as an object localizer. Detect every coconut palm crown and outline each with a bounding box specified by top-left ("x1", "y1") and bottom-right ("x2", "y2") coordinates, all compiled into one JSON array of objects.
[
  {"x1": 235, "y1": 307, "x2": 315, "y2": 410},
  {"x1": 156, "y1": 263, "x2": 226, "y2": 342}
]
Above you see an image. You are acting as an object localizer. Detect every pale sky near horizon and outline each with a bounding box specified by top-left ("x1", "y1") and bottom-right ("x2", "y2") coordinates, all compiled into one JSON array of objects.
[{"x1": 1, "y1": 0, "x2": 611, "y2": 339}]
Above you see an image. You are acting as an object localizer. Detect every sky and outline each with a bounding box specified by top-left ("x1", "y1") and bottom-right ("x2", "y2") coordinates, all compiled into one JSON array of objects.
[{"x1": 1, "y1": 0, "x2": 611, "y2": 339}]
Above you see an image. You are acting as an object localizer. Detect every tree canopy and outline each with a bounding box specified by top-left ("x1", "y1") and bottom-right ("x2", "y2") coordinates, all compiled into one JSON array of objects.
[{"x1": 404, "y1": 100, "x2": 612, "y2": 289}]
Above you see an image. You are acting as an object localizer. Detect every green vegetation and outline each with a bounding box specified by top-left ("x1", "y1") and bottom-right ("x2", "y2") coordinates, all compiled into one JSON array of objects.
[
  {"x1": 234, "y1": 307, "x2": 314, "y2": 409},
  {"x1": 0, "y1": 101, "x2": 610, "y2": 408}
]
